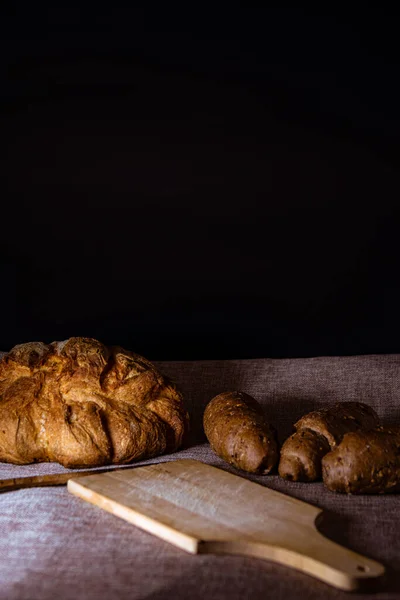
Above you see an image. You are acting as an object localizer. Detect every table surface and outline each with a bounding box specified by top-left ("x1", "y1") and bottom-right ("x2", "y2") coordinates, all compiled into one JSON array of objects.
[{"x1": 0, "y1": 354, "x2": 399, "y2": 599}]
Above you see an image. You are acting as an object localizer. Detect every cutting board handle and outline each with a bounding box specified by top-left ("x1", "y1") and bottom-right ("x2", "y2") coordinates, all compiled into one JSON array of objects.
[{"x1": 199, "y1": 528, "x2": 384, "y2": 591}]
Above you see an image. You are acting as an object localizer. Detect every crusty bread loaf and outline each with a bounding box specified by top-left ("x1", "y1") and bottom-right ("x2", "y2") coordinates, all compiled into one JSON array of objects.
[
  {"x1": 0, "y1": 337, "x2": 189, "y2": 468},
  {"x1": 203, "y1": 391, "x2": 278, "y2": 474},
  {"x1": 278, "y1": 402, "x2": 379, "y2": 482},
  {"x1": 322, "y1": 426, "x2": 400, "y2": 494}
]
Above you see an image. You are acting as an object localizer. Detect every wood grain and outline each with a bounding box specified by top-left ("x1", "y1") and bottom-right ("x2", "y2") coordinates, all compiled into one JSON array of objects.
[{"x1": 68, "y1": 458, "x2": 385, "y2": 591}]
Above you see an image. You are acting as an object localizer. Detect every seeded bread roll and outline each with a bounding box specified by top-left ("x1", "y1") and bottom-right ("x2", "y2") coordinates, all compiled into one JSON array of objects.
[
  {"x1": 322, "y1": 426, "x2": 400, "y2": 494},
  {"x1": 203, "y1": 391, "x2": 278, "y2": 474},
  {"x1": 0, "y1": 337, "x2": 189, "y2": 468},
  {"x1": 278, "y1": 402, "x2": 379, "y2": 482}
]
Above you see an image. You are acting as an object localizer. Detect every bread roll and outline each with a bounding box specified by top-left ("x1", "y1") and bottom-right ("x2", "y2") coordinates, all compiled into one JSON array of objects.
[
  {"x1": 0, "y1": 337, "x2": 189, "y2": 468},
  {"x1": 322, "y1": 426, "x2": 400, "y2": 494},
  {"x1": 278, "y1": 402, "x2": 379, "y2": 482},
  {"x1": 203, "y1": 391, "x2": 278, "y2": 474}
]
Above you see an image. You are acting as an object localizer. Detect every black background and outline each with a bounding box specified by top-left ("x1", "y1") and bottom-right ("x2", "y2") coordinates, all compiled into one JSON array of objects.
[{"x1": 1, "y1": 6, "x2": 399, "y2": 359}]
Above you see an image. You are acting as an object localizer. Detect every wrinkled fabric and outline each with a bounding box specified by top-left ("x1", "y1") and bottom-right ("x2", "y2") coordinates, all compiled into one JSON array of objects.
[{"x1": 0, "y1": 354, "x2": 399, "y2": 599}]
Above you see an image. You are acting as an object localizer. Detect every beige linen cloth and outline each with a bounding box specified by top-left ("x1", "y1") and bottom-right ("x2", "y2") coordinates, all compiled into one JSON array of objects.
[{"x1": 0, "y1": 353, "x2": 399, "y2": 599}]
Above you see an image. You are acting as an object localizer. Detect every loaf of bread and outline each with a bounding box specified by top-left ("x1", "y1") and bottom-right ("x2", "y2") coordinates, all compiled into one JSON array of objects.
[
  {"x1": 322, "y1": 426, "x2": 400, "y2": 494},
  {"x1": 0, "y1": 337, "x2": 189, "y2": 467},
  {"x1": 278, "y1": 402, "x2": 379, "y2": 482},
  {"x1": 203, "y1": 391, "x2": 278, "y2": 474}
]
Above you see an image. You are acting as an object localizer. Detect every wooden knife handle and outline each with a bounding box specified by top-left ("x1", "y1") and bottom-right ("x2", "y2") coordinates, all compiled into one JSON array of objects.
[{"x1": 0, "y1": 468, "x2": 118, "y2": 492}]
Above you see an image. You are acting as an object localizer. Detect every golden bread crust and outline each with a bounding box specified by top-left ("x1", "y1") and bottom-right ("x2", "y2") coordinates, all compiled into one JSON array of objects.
[{"x1": 0, "y1": 337, "x2": 188, "y2": 468}]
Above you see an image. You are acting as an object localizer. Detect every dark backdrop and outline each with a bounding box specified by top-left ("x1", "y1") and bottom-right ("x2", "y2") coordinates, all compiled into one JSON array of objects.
[{"x1": 1, "y1": 7, "x2": 399, "y2": 359}]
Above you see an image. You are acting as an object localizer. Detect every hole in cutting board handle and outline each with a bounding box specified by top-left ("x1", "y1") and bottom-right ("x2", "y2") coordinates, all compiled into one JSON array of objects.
[{"x1": 357, "y1": 565, "x2": 369, "y2": 573}]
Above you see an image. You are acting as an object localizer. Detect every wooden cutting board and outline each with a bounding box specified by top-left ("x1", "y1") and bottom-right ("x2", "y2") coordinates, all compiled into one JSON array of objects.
[{"x1": 68, "y1": 458, "x2": 384, "y2": 591}]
